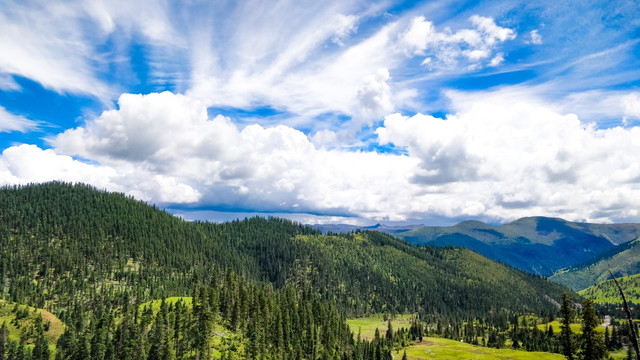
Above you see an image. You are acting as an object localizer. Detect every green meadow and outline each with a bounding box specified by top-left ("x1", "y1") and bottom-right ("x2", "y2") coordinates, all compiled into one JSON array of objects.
[
  {"x1": 348, "y1": 315, "x2": 565, "y2": 360},
  {"x1": 402, "y1": 338, "x2": 565, "y2": 360},
  {"x1": 536, "y1": 320, "x2": 606, "y2": 334},
  {"x1": 347, "y1": 314, "x2": 414, "y2": 340},
  {"x1": 0, "y1": 300, "x2": 65, "y2": 354}
]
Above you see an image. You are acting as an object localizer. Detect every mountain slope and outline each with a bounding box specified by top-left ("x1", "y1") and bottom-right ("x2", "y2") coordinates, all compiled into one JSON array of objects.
[
  {"x1": 548, "y1": 238, "x2": 640, "y2": 291},
  {"x1": 396, "y1": 217, "x2": 640, "y2": 276},
  {"x1": 578, "y1": 273, "x2": 640, "y2": 305},
  {"x1": 0, "y1": 182, "x2": 569, "y2": 318}
]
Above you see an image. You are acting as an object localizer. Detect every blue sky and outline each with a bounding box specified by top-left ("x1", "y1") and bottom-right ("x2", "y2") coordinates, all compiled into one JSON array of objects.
[{"x1": 1, "y1": 0, "x2": 640, "y2": 225}]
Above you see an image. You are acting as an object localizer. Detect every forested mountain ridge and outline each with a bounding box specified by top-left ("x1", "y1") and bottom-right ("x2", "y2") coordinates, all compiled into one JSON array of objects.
[
  {"x1": 578, "y1": 273, "x2": 640, "y2": 305},
  {"x1": 396, "y1": 217, "x2": 640, "y2": 276},
  {"x1": 0, "y1": 182, "x2": 569, "y2": 318},
  {"x1": 549, "y1": 238, "x2": 640, "y2": 291},
  {"x1": 0, "y1": 182, "x2": 579, "y2": 358}
]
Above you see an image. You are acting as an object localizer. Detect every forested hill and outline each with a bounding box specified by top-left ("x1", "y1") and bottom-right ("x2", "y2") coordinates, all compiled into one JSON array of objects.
[
  {"x1": 549, "y1": 238, "x2": 640, "y2": 291},
  {"x1": 0, "y1": 182, "x2": 568, "y2": 318}
]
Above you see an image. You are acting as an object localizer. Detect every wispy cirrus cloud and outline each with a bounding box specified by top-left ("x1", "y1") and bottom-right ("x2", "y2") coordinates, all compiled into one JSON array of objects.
[
  {"x1": 0, "y1": 106, "x2": 38, "y2": 133},
  {"x1": 2, "y1": 0, "x2": 640, "y2": 225}
]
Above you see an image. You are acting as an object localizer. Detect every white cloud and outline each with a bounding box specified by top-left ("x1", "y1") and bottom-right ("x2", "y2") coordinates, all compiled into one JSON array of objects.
[
  {"x1": 0, "y1": 1, "x2": 112, "y2": 97},
  {"x1": 550, "y1": 90, "x2": 640, "y2": 125},
  {"x1": 622, "y1": 92, "x2": 640, "y2": 123},
  {"x1": 398, "y1": 15, "x2": 515, "y2": 71},
  {"x1": 469, "y1": 15, "x2": 516, "y2": 44},
  {"x1": 357, "y1": 68, "x2": 394, "y2": 119},
  {"x1": 488, "y1": 52, "x2": 504, "y2": 66},
  {"x1": 37, "y1": 90, "x2": 640, "y2": 223},
  {"x1": 399, "y1": 16, "x2": 440, "y2": 55},
  {"x1": 0, "y1": 144, "x2": 117, "y2": 188},
  {"x1": 50, "y1": 92, "x2": 422, "y2": 219},
  {"x1": 0, "y1": 74, "x2": 19, "y2": 91},
  {"x1": 377, "y1": 89, "x2": 640, "y2": 222},
  {"x1": 529, "y1": 29, "x2": 542, "y2": 45},
  {"x1": 0, "y1": 106, "x2": 38, "y2": 133},
  {"x1": 0, "y1": 0, "x2": 518, "y2": 138},
  {"x1": 0, "y1": 144, "x2": 201, "y2": 204},
  {"x1": 331, "y1": 14, "x2": 359, "y2": 46}
]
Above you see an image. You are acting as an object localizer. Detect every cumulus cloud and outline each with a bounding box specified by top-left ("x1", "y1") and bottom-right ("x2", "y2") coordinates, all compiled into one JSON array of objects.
[
  {"x1": 377, "y1": 90, "x2": 640, "y2": 222},
  {"x1": 0, "y1": 144, "x2": 201, "y2": 204},
  {"x1": 0, "y1": 145, "x2": 117, "y2": 187},
  {"x1": 32, "y1": 90, "x2": 640, "y2": 223},
  {"x1": 0, "y1": 106, "x2": 38, "y2": 133},
  {"x1": 50, "y1": 92, "x2": 420, "y2": 219},
  {"x1": 357, "y1": 68, "x2": 394, "y2": 119}
]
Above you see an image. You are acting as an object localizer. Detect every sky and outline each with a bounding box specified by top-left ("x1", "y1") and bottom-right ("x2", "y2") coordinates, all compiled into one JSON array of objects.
[{"x1": 1, "y1": 0, "x2": 640, "y2": 226}]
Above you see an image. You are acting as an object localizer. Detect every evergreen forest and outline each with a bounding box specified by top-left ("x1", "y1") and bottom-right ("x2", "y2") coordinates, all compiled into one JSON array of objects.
[{"x1": 0, "y1": 182, "x2": 628, "y2": 359}]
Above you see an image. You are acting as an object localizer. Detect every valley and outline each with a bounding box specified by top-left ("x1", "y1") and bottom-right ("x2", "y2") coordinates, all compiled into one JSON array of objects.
[{"x1": 0, "y1": 183, "x2": 638, "y2": 359}]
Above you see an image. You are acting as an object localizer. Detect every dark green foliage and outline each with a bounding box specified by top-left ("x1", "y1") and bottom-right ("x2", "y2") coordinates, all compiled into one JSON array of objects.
[
  {"x1": 580, "y1": 299, "x2": 607, "y2": 360},
  {"x1": 0, "y1": 182, "x2": 576, "y2": 358},
  {"x1": 0, "y1": 182, "x2": 567, "y2": 319},
  {"x1": 31, "y1": 314, "x2": 50, "y2": 360},
  {"x1": 561, "y1": 293, "x2": 576, "y2": 360},
  {"x1": 0, "y1": 322, "x2": 7, "y2": 360}
]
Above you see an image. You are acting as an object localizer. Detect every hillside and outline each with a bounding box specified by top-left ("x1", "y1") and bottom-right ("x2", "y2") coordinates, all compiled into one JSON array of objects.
[
  {"x1": 396, "y1": 217, "x2": 640, "y2": 276},
  {"x1": 549, "y1": 238, "x2": 640, "y2": 291},
  {"x1": 578, "y1": 273, "x2": 640, "y2": 305},
  {"x1": 0, "y1": 182, "x2": 569, "y2": 318},
  {"x1": 0, "y1": 300, "x2": 64, "y2": 346}
]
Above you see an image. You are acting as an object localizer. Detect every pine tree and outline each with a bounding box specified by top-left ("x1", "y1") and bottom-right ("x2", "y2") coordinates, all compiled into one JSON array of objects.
[
  {"x1": 581, "y1": 299, "x2": 607, "y2": 360},
  {"x1": 32, "y1": 314, "x2": 50, "y2": 360},
  {"x1": 560, "y1": 293, "x2": 576, "y2": 360},
  {"x1": 386, "y1": 320, "x2": 393, "y2": 341},
  {"x1": 0, "y1": 321, "x2": 7, "y2": 360}
]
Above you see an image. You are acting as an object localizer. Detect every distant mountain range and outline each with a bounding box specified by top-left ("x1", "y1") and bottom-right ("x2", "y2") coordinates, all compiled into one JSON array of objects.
[
  {"x1": 392, "y1": 217, "x2": 640, "y2": 277},
  {"x1": 312, "y1": 223, "x2": 424, "y2": 234},
  {"x1": 549, "y1": 238, "x2": 640, "y2": 291}
]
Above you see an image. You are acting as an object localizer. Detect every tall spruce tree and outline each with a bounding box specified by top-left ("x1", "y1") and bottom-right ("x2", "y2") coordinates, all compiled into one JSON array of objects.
[
  {"x1": 560, "y1": 293, "x2": 576, "y2": 360},
  {"x1": 32, "y1": 314, "x2": 50, "y2": 360},
  {"x1": 581, "y1": 299, "x2": 607, "y2": 360},
  {"x1": 0, "y1": 322, "x2": 7, "y2": 360}
]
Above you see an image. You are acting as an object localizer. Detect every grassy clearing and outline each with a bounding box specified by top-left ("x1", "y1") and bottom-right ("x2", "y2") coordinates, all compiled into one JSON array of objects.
[
  {"x1": 139, "y1": 296, "x2": 193, "y2": 314},
  {"x1": 536, "y1": 320, "x2": 606, "y2": 334},
  {"x1": 403, "y1": 338, "x2": 565, "y2": 360},
  {"x1": 0, "y1": 299, "x2": 64, "y2": 356},
  {"x1": 347, "y1": 314, "x2": 414, "y2": 340}
]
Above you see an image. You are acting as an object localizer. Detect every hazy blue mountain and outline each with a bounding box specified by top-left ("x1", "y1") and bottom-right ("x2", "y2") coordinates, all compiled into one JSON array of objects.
[
  {"x1": 312, "y1": 223, "x2": 423, "y2": 234},
  {"x1": 396, "y1": 217, "x2": 640, "y2": 276}
]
